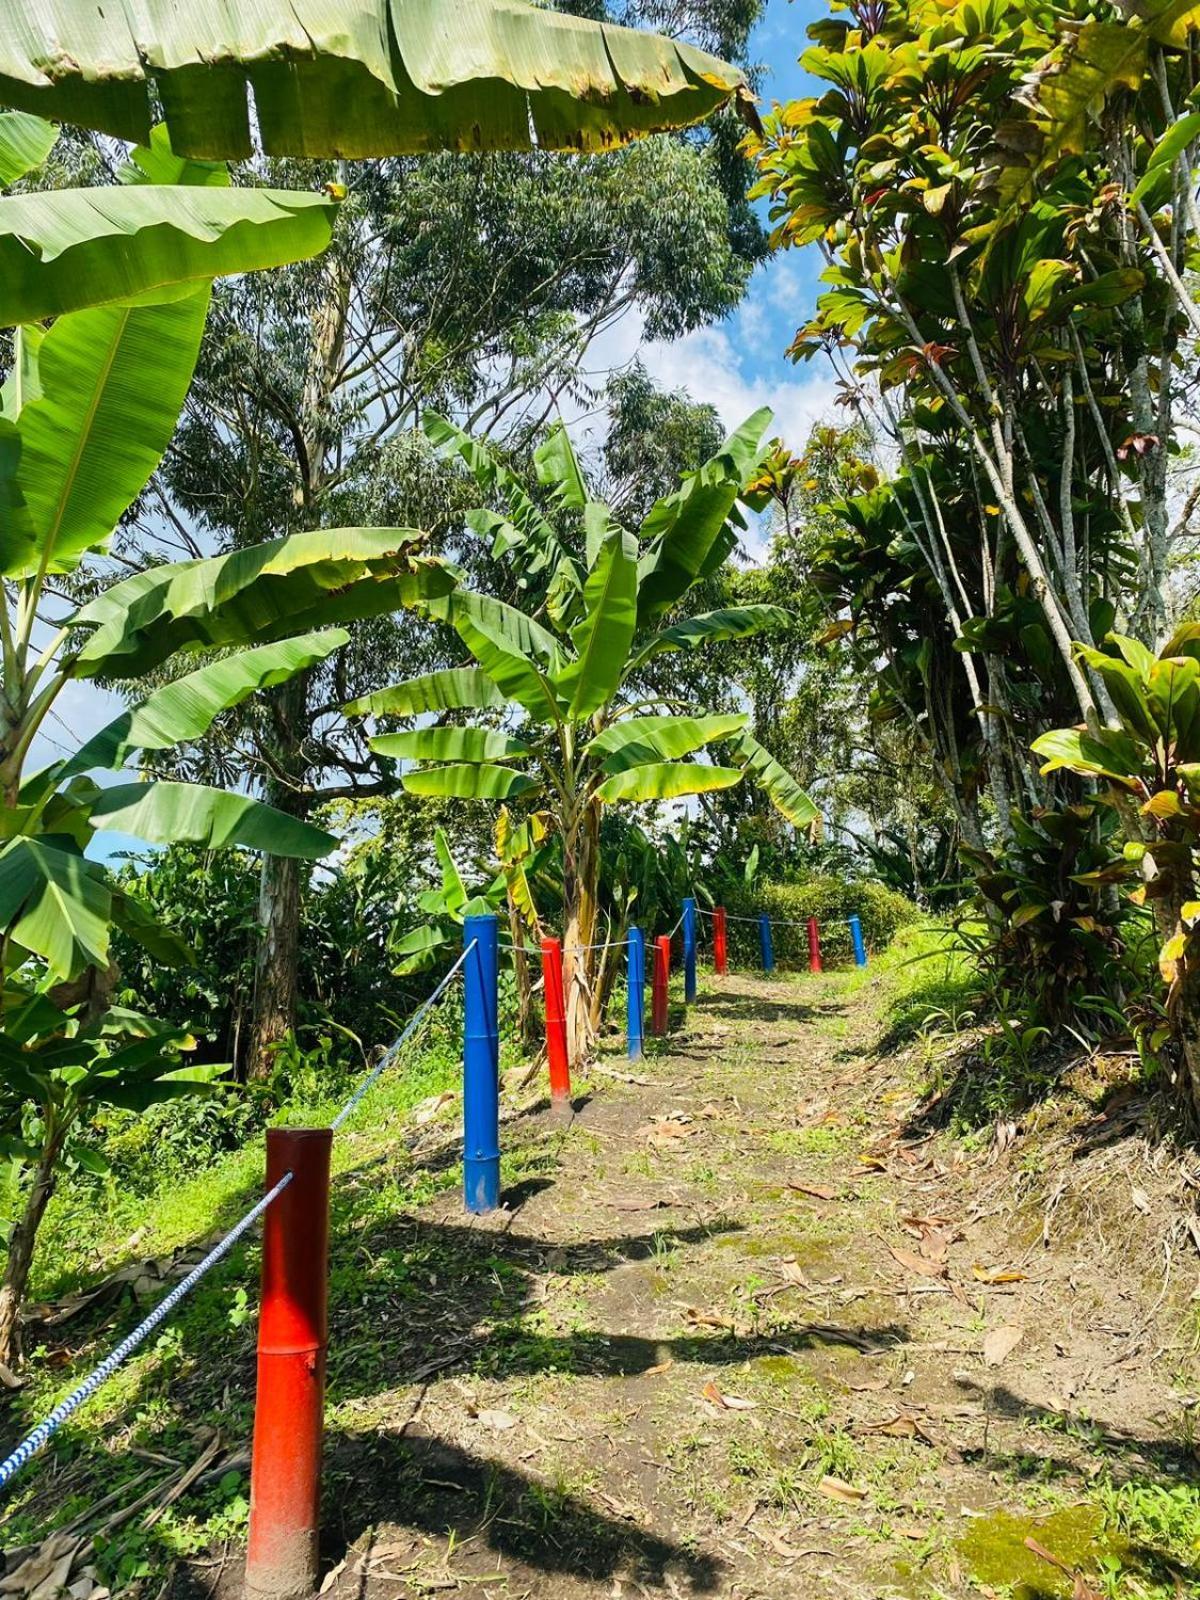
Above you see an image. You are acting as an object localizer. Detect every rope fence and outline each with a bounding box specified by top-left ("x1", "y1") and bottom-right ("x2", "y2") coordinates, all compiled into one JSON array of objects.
[{"x1": 1, "y1": 888, "x2": 873, "y2": 1591}]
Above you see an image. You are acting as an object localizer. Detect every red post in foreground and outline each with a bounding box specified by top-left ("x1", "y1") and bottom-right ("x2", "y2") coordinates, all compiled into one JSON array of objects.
[
  {"x1": 713, "y1": 907, "x2": 728, "y2": 974},
  {"x1": 807, "y1": 916, "x2": 823, "y2": 974},
  {"x1": 541, "y1": 936, "x2": 571, "y2": 1105},
  {"x1": 651, "y1": 935, "x2": 671, "y2": 1036},
  {"x1": 245, "y1": 1128, "x2": 332, "y2": 1600}
]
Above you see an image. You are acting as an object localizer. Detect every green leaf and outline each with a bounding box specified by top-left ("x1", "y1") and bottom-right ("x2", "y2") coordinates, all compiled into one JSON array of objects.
[
  {"x1": 534, "y1": 421, "x2": 588, "y2": 509},
  {"x1": 635, "y1": 409, "x2": 771, "y2": 626},
  {"x1": 344, "y1": 666, "x2": 505, "y2": 717},
  {"x1": 449, "y1": 591, "x2": 563, "y2": 724},
  {"x1": 96, "y1": 1062, "x2": 224, "y2": 1113},
  {"x1": 434, "y1": 829, "x2": 469, "y2": 916},
  {"x1": 392, "y1": 921, "x2": 453, "y2": 975},
  {"x1": 1132, "y1": 109, "x2": 1200, "y2": 203},
  {"x1": 0, "y1": 186, "x2": 338, "y2": 328},
  {"x1": 0, "y1": 110, "x2": 55, "y2": 186},
  {"x1": 87, "y1": 783, "x2": 337, "y2": 857},
  {"x1": 64, "y1": 630, "x2": 349, "y2": 777},
  {"x1": 110, "y1": 889, "x2": 193, "y2": 967},
  {"x1": 2, "y1": 292, "x2": 209, "y2": 578},
  {"x1": 0, "y1": 1, "x2": 751, "y2": 159},
  {"x1": 0, "y1": 837, "x2": 111, "y2": 980},
  {"x1": 425, "y1": 410, "x2": 579, "y2": 614},
  {"x1": 371, "y1": 727, "x2": 532, "y2": 762},
  {"x1": 402, "y1": 764, "x2": 538, "y2": 800},
  {"x1": 71, "y1": 529, "x2": 452, "y2": 679},
  {"x1": 588, "y1": 713, "x2": 747, "y2": 774},
  {"x1": 727, "y1": 730, "x2": 819, "y2": 827},
  {"x1": 554, "y1": 522, "x2": 638, "y2": 718},
  {"x1": 1030, "y1": 727, "x2": 1143, "y2": 787},
  {"x1": 594, "y1": 762, "x2": 744, "y2": 805},
  {"x1": 630, "y1": 605, "x2": 792, "y2": 668}
]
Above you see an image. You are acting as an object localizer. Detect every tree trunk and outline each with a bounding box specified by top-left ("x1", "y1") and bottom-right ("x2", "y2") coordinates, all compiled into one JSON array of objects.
[
  {"x1": 246, "y1": 672, "x2": 310, "y2": 1080},
  {"x1": 1169, "y1": 960, "x2": 1200, "y2": 1124},
  {"x1": 507, "y1": 891, "x2": 539, "y2": 1050},
  {"x1": 0, "y1": 1123, "x2": 65, "y2": 1368},
  {"x1": 562, "y1": 797, "x2": 601, "y2": 1065}
]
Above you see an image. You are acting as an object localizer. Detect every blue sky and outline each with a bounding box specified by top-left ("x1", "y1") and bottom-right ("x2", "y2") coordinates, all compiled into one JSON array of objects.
[{"x1": 579, "y1": 0, "x2": 835, "y2": 514}]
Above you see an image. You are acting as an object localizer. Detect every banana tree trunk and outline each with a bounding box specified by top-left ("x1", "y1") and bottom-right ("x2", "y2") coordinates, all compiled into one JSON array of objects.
[
  {"x1": 562, "y1": 797, "x2": 601, "y2": 1065},
  {"x1": 506, "y1": 890, "x2": 538, "y2": 1050},
  {"x1": 246, "y1": 672, "x2": 310, "y2": 1080},
  {"x1": 0, "y1": 1119, "x2": 65, "y2": 1369}
]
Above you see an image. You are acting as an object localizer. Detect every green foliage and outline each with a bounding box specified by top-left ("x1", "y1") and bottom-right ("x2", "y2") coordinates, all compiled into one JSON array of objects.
[
  {"x1": 0, "y1": 0, "x2": 752, "y2": 160},
  {"x1": 722, "y1": 877, "x2": 917, "y2": 967}
]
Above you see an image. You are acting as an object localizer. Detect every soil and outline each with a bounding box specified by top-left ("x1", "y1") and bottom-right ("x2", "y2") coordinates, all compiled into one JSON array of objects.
[{"x1": 184, "y1": 968, "x2": 1200, "y2": 1600}]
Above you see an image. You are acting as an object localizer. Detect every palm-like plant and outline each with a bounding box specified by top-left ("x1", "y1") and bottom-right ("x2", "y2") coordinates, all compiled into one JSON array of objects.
[{"x1": 347, "y1": 413, "x2": 815, "y2": 1058}]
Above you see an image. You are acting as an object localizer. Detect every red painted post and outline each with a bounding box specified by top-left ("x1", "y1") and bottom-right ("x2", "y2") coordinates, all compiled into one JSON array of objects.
[
  {"x1": 541, "y1": 936, "x2": 571, "y2": 1105},
  {"x1": 245, "y1": 1128, "x2": 332, "y2": 1600},
  {"x1": 713, "y1": 907, "x2": 728, "y2": 975},
  {"x1": 651, "y1": 935, "x2": 671, "y2": 1036},
  {"x1": 807, "y1": 916, "x2": 823, "y2": 974}
]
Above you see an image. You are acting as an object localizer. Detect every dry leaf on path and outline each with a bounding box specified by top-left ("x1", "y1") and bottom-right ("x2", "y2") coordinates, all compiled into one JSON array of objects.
[
  {"x1": 819, "y1": 1475, "x2": 868, "y2": 1503},
  {"x1": 701, "y1": 1380, "x2": 758, "y2": 1411},
  {"x1": 860, "y1": 1413, "x2": 934, "y2": 1444},
  {"x1": 887, "y1": 1244, "x2": 949, "y2": 1280},
  {"x1": 982, "y1": 1324, "x2": 1025, "y2": 1367},
  {"x1": 788, "y1": 1180, "x2": 840, "y2": 1201},
  {"x1": 468, "y1": 1406, "x2": 516, "y2": 1430},
  {"x1": 972, "y1": 1264, "x2": 1026, "y2": 1284},
  {"x1": 775, "y1": 1260, "x2": 812, "y2": 1288},
  {"x1": 683, "y1": 1306, "x2": 736, "y2": 1331}
]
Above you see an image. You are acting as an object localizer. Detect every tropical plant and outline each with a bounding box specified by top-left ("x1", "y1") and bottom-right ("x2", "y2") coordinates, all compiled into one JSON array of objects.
[
  {"x1": 0, "y1": 115, "x2": 338, "y2": 329},
  {"x1": 1032, "y1": 630, "x2": 1200, "y2": 1115},
  {"x1": 0, "y1": 0, "x2": 754, "y2": 161},
  {"x1": 748, "y1": 0, "x2": 1200, "y2": 850},
  {"x1": 0, "y1": 136, "x2": 463, "y2": 1360},
  {"x1": 347, "y1": 410, "x2": 816, "y2": 1058}
]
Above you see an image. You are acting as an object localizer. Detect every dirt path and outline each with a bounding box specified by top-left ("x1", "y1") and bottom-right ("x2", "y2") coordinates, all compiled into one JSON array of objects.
[{"x1": 216, "y1": 969, "x2": 1198, "y2": 1600}]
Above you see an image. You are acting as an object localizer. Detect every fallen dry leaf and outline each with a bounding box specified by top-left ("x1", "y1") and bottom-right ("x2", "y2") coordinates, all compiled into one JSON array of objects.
[
  {"x1": 413, "y1": 1090, "x2": 456, "y2": 1125},
  {"x1": 887, "y1": 1244, "x2": 948, "y2": 1280},
  {"x1": 788, "y1": 1180, "x2": 840, "y2": 1201},
  {"x1": 644, "y1": 1359, "x2": 674, "y2": 1377},
  {"x1": 972, "y1": 1264, "x2": 1026, "y2": 1284},
  {"x1": 860, "y1": 1413, "x2": 934, "y2": 1445},
  {"x1": 775, "y1": 1259, "x2": 812, "y2": 1288},
  {"x1": 701, "y1": 1380, "x2": 758, "y2": 1411},
  {"x1": 683, "y1": 1306, "x2": 736, "y2": 1331},
  {"x1": 982, "y1": 1324, "x2": 1025, "y2": 1367},
  {"x1": 819, "y1": 1475, "x2": 868, "y2": 1504},
  {"x1": 469, "y1": 1407, "x2": 516, "y2": 1431}
]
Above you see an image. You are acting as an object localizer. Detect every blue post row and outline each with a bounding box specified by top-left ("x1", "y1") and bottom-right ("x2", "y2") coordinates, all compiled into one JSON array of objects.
[
  {"x1": 758, "y1": 913, "x2": 775, "y2": 973},
  {"x1": 627, "y1": 926, "x2": 645, "y2": 1059},
  {"x1": 849, "y1": 914, "x2": 867, "y2": 967},
  {"x1": 682, "y1": 897, "x2": 697, "y2": 1003},
  {"x1": 463, "y1": 914, "x2": 500, "y2": 1213}
]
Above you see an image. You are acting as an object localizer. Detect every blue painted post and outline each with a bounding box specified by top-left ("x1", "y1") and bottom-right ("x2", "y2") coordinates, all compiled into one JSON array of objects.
[
  {"x1": 758, "y1": 913, "x2": 775, "y2": 973},
  {"x1": 627, "y1": 926, "x2": 645, "y2": 1060},
  {"x1": 849, "y1": 914, "x2": 867, "y2": 968},
  {"x1": 463, "y1": 914, "x2": 500, "y2": 1213},
  {"x1": 682, "y1": 897, "x2": 697, "y2": 1004}
]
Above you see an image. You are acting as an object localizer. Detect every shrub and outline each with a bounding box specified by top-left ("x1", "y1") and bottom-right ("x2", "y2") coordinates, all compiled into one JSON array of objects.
[{"x1": 720, "y1": 876, "x2": 918, "y2": 967}]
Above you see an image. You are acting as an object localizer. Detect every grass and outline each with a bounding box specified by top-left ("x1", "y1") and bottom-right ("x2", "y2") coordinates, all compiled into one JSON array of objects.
[{"x1": 0, "y1": 1003, "x2": 493, "y2": 1558}]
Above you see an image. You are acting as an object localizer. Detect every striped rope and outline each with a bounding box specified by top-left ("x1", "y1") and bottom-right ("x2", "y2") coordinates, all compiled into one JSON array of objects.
[
  {"x1": 330, "y1": 943, "x2": 473, "y2": 1132},
  {"x1": 0, "y1": 1172, "x2": 292, "y2": 1492},
  {"x1": 1, "y1": 950, "x2": 475, "y2": 1496}
]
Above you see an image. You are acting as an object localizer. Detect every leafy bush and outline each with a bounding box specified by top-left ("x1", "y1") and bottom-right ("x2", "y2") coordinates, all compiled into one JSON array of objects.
[{"x1": 721, "y1": 876, "x2": 917, "y2": 967}]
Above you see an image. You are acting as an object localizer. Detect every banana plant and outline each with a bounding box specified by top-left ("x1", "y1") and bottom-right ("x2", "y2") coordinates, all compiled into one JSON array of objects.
[
  {"x1": 348, "y1": 411, "x2": 815, "y2": 1061},
  {"x1": 0, "y1": 1, "x2": 752, "y2": 164},
  {"x1": 0, "y1": 215, "x2": 455, "y2": 1370},
  {"x1": 0, "y1": 116, "x2": 338, "y2": 329}
]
